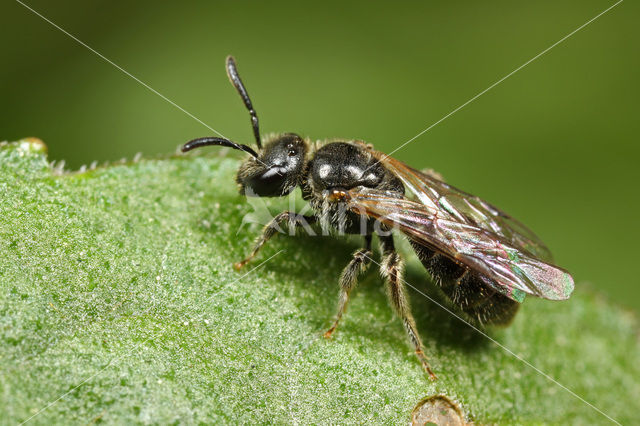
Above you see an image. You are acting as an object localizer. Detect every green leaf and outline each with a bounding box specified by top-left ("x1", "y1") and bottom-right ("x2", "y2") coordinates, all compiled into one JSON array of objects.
[{"x1": 1, "y1": 139, "x2": 638, "y2": 424}]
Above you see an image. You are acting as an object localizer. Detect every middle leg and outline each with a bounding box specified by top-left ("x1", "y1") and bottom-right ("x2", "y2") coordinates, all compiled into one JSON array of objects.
[
  {"x1": 379, "y1": 235, "x2": 436, "y2": 380},
  {"x1": 323, "y1": 235, "x2": 373, "y2": 339}
]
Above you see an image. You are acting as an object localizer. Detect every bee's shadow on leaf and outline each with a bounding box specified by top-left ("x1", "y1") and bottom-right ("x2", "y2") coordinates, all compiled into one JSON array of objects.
[
  {"x1": 403, "y1": 264, "x2": 490, "y2": 353},
  {"x1": 260, "y1": 234, "x2": 492, "y2": 354}
]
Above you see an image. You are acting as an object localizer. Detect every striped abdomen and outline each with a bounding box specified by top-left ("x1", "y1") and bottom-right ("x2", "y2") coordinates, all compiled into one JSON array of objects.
[{"x1": 409, "y1": 241, "x2": 519, "y2": 325}]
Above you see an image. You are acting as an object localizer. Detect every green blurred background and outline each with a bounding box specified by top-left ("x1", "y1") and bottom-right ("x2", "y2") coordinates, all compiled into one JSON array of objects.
[{"x1": 1, "y1": 1, "x2": 638, "y2": 311}]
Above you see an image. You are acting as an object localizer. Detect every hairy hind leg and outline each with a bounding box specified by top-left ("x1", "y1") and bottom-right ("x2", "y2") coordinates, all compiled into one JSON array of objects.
[
  {"x1": 234, "y1": 211, "x2": 316, "y2": 270},
  {"x1": 379, "y1": 235, "x2": 436, "y2": 380},
  {"x1": 324, "y1": 235, "x2": 372, "y2": 339}
]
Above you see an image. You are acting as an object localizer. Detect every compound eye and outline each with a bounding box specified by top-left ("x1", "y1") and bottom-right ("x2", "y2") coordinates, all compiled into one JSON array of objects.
[{"x1": 287, "y1": 144, "x2": 297, "y2": 156}]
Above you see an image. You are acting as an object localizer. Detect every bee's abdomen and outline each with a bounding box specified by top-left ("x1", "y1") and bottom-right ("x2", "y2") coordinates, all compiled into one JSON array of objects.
[{"x1": 409, "y1": 241, "x2": 519, "y2": 326}]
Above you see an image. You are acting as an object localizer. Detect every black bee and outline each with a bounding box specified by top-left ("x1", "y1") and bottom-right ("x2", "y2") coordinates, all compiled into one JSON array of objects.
[{"x1": 182, "y1": 56, "x2": 574, "y2": 379}]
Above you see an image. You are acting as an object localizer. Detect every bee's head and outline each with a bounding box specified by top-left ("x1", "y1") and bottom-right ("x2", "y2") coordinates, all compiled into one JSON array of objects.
[
  {"x1": 235, "y1": 133, "x2": 308, "y2": 197},
  {"x1": 181, "y1": 56, "x2": 308, "y2": 197}
]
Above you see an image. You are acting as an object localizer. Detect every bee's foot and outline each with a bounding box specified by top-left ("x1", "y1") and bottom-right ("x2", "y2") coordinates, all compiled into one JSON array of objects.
[
  {"x1": 232, "y1": 260, "x2": 249, "y2": 271},
  {"x1": 424, "y1": 366, "x2": 438, "y2": 381},
  {"x1": 323, "y1": 327, "x2": 336, "y2": 339},
  {"x1": 416, "y1": 349, "x2": 437, "y2": 381}
]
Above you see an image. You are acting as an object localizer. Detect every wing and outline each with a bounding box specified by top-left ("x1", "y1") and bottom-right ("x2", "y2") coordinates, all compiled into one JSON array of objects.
[
  {"x1": 343, "y1": 187, "x2": 574, "y2": 301},
  {"x1": 365, "y1": 146, "x2": 553, "y2": 261}
]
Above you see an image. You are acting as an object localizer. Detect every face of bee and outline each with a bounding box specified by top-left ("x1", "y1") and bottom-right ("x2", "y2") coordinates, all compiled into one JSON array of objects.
[{"x1": 236, "y1": 133, "x2": 308, "y2": 197}]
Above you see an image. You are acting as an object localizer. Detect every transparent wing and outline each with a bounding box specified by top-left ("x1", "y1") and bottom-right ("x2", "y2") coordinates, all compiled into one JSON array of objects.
[
  {"x1": 368, "y1": 148, "x2": 553, "y2": 261},
  {"x1": 344, "y1": 187, "x2": 573, "y2": 301}
]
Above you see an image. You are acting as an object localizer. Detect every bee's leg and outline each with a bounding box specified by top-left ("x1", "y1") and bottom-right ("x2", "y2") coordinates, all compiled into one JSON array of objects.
[
  {"x1": 379, "y1": 235, "x2": 437, "y2": 380},
  {"x1": 323, "y1": 235, "x2": 373, "y2": 339},
  {"x1": 233, "y1": 211, "x2": 316, "y2": 270}
]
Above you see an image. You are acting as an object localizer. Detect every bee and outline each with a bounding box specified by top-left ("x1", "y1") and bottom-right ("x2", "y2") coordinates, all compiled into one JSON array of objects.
[{"x1": 182, "y1": 56, "x2": 574, "y2": 379}]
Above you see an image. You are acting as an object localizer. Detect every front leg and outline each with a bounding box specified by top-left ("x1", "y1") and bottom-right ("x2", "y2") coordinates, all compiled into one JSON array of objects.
[
  {"x1": 379, "y1": 235, "x2": 437, "y2": 380},
  {"x1": 234, "y1": 211, "x2": 316, "y2": 270},
  {"x1": 323, "y1": 235, "x2": 372, "y2": 339}
]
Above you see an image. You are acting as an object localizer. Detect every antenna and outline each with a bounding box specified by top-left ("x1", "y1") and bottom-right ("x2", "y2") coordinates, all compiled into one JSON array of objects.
[
  {"x1": 181, "y1": 137, "x2": 259, "y2": 158},
  {"x1": 226, "y1": 55, "x2": 262, "y2": 149}
]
